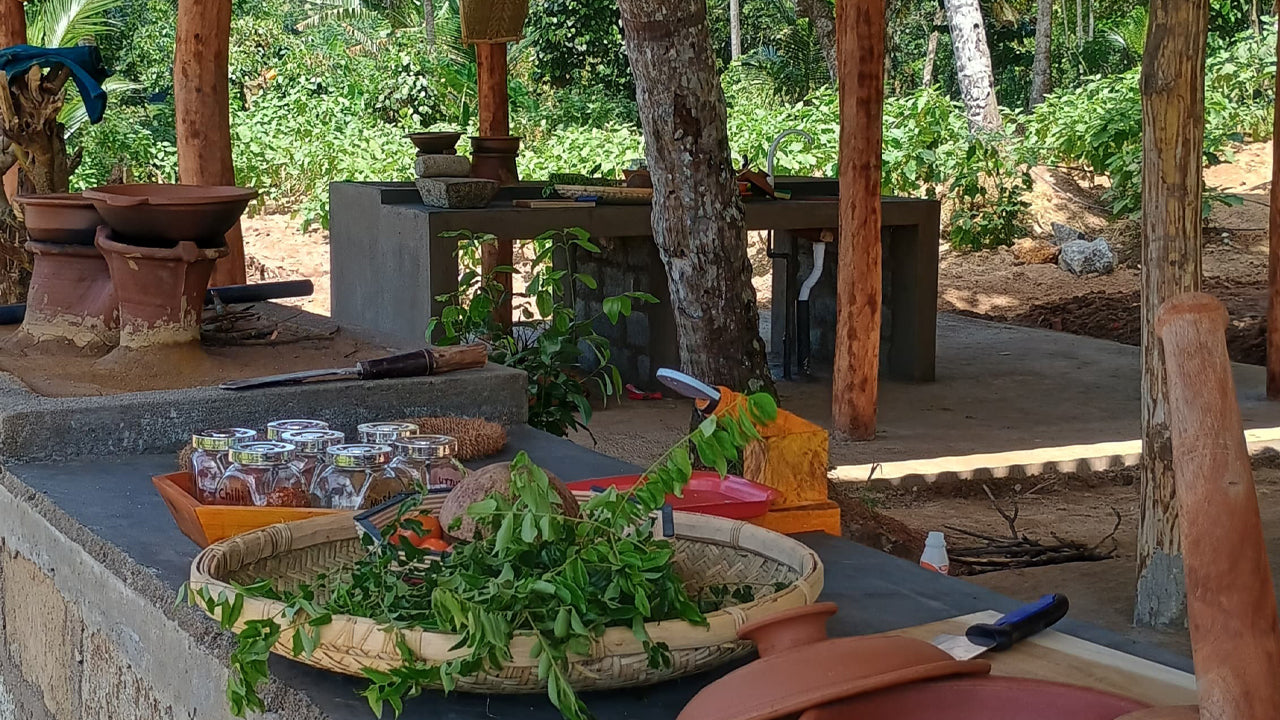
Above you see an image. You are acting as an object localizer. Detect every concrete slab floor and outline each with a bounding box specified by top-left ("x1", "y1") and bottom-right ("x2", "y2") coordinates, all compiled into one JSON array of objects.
[{"x1": 571, "y1": 314, "x2": 1280, "y2": 474}]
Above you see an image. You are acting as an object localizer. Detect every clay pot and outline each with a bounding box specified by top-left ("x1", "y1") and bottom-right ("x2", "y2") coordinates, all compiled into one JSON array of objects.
[
  {"x1": 469, "y1": 136, "x2": 522, "y2": 187},
  {"x1": 95, "y1": 226, "x2": 226, "y2": 351},
  {"x1": 9, "y1": 240, "x2": 118, "y2": 351},
  {"x1": 82, "y1": 184, "x2": 257, "y2": 248},
  {"x1": 407, "y1": 131, "x2": 462, "y2": 155},
  {"x1": 470, "y1": 135, "x2": 522, "y2": 155},
  {"x1": 15, "y1": 193, "x2": 104, "y2": 245}
]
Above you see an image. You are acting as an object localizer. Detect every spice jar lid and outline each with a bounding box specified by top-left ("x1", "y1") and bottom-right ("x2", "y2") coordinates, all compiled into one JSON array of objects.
[
  {"x1": 229, "y1": 441, "x2": 297, "y2": 466},
  {"x1": 192, "y1": 427, "x2": 258, "y2": 451},
  {"x1": 357, "y1": 422, "x2": 420, "y2": 443},
  {"x1": 279, "y1": 429, "x2": 345, "y2": 453},
  {"x1": 266, "y1": 419, "x2": 329, "y2": 440},
  {"x1": 327, "y1": 443, "x2": 394, "y2": 468},
  {"x1": 394, "y1": 434, "x2": 459, "y2": 460}
]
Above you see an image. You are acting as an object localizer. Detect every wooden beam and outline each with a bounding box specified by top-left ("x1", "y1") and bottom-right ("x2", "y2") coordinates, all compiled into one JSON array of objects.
[
  {"x1": 831, "y1": 0, "x2": 885, "y2": 439},
  {"x1": 0, "y1": 0, "x2": 25, "y2": 47},
  {"x1": 475, "y1": 42, "x2": 512, "y2": 327},
  {"x1": 1133, "y1": 0, "x2": 1208, "y2": 628},
  {"x1": 175, "y1": 0, "x2": 246, "y2": 287},
  {"x1": 1268, "y1": 15, "x2": 1280, "y2": 399}
]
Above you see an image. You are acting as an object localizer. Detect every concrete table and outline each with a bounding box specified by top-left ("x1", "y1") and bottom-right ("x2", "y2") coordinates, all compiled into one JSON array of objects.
[
  {"x1": 0, "y1": 427, "x2": 1189, "y2": 720},
  {"x1": 329, "y1": 181, "x2": 939, "y2": 384}
]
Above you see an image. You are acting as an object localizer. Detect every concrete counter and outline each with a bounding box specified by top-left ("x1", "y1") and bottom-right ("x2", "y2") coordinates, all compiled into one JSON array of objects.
[{"x1": 0, "y1": 427, "x2": 1191, "y2": 719}]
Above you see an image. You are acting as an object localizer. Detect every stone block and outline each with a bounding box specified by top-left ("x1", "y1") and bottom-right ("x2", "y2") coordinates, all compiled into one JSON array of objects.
[
  {"x1": 1, "y1": 552, "x2": 80, "y2": 719},
  {"x1": 80, "y1": 631, "x2": 174, "y2": 720},
  {"x1": 626, "y1": 311, "x2": 650, "y2": 347},
  {"x1": 414, "y1": 154, "x2": 471, "y2": 178},
  {"x1": 414, "y1": 177, "x2": 497, "y2": 209}
]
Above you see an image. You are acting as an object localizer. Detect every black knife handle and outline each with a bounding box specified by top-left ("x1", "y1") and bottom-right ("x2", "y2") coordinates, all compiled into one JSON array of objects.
[
  {"x1": 357, "y1": 350, "x2": 434, "y2": 380},
  {"x1": 965, "y1": 593, "x2": 1069, "y2": 652}
]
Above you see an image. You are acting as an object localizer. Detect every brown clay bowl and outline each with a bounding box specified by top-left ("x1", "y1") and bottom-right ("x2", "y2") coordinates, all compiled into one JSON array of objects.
[
  {"x1": 16, "y1": 193, "x2": 104, "y2": 245},
  {"x1": 798, "y1": 676, "x2": 1149, "y2": 720},
  {"x1": 469, "y1": 135, "x2": 522, "y2": 155},
  {"x1": 82, "y1": 183, "x2": 258, "y2": 248},
  {"x1": 407, "y1": 131, "x2": 462, "y2": 155}
]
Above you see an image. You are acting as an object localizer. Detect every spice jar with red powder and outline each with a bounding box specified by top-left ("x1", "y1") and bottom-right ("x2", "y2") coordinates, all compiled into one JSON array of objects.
[
  {"x1": 217, "y1": 441, "x2": 310, "y2": 507},
  {"x1": 278, "y1": 428, "x2": 345, "y2": 484},
  {"x1": 190, "y1": 428, "x2": 258, "y2": 504}
]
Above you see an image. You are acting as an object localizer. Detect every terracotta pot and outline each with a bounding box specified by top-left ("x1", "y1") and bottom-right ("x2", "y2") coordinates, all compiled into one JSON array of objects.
[
  {"x1": 798, "y1": 676, "x2": 1149, "y2": 720},
  {"x1": 82, "y1": 183, "x2": 257, "y2": 248},
  {"x1": 15, "y1": 193, "x2": 104, "y2": 245},
  {"x1": 9, "y1": 240, "x2": 118, "y2": 351},
  {"x1": 407, "y1": 131, "x2": 462, "y2": 155},
  {"x1": 95, "y1": 226, "x2": 227, "y2": 351},
  {"x1": 470, "y1": 135, "x2": 522, "y2": 155}
]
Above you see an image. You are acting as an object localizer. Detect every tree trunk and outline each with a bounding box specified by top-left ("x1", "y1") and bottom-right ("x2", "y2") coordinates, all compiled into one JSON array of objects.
[
  {"x1": 943, "y1": 0, "x2": 1001, "y2": 131},
  {"x1": 1086, "y1": 0, "x2": 1093, "y2": 40},
  {"x1": 832, "y1": 0, "x2": 885, "y2": 439},
  {"x1": 1074, "y1": 0, "x2": 1082, "y2": 48},
  {"x1": 1268, "y1": 11, "x2": 1280, "y2": 399},
  {"x1": 796, "y1": 0, "x2": 838, "y2": 82},
  {"x1": 1029, "y1": 0, "x2": 1052, "y2": 107},
  {"x1": 423, "y1": 0, "x2": 436, "y2": 46},
  {"x1": 922, "y1": 6, "x2": 943, "y2": 87},
  {"x1": 175, "y1": 0, "x2": 245, "y2": 287},
  {"x1": 729, "y1": 0, "x2": 742, "y2": 59},
  {"x1": 617, "y1": 0, "x2": 774, "y2": 392},
  {"x1": 1134, "y1": 0, "x2": 1209, "y2": 629},
  {"x1": 0, "y1": 0, "x2": 27, "y2": 304}
]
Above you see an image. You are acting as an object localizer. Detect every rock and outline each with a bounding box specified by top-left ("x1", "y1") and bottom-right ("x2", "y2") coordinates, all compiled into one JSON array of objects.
[
  {"x1": 415, "y1": 177, "x2": 497, "y2": 209},
  {"x1": 414, "y1": 153, "x2": 472, "y2": 178},
  {"x1": 1051, "y1": 222, "x2": 1088, "y2": 246},
  {"x1": 1011, "y1": 238, "x2": 1060, "y2": 265},
  {"x1": 1058, "y1": 238, "x2": 1117, "y2": 276}
]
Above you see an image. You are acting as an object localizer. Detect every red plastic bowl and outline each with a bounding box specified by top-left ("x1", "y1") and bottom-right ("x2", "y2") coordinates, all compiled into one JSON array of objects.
[{"x1": 567, "y1": 472, "x2": 778, "y2": 520}]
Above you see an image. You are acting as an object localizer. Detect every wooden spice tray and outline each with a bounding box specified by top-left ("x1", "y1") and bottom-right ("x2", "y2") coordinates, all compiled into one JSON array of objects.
[{"x1": 152, "y1": 471, "x2": 337, "y2": 547}]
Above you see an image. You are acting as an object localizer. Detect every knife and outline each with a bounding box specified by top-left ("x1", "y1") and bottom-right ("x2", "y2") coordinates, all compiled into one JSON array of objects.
[
  {"x1": 218, "y1": 343, "x2": 488, "y2": 390},
  {"x1": 930, "y1": 593, "x2": 1070, "y2": 661}
]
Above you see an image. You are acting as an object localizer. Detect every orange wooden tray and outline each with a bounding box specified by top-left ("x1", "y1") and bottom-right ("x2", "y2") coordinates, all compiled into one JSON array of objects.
[{"x1": 152, "y1": 471, "x2": 338, "y2": 547}]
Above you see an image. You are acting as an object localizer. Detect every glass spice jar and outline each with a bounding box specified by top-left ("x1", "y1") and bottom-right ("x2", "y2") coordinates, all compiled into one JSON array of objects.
[
  {"x1": 389, "y1": 435, "x2": 467, "y2": 493},
  {"x1": 278, "y1": 428, "x2": 345, "y2": 484},
  {"x1": 310, "y1": 443, "x2": 414, "y2": 510},
  {"x1": 265, "y1": 418, "x2": 329, "y2": 440},
  {"x1": 190, "y1": 428, "x2": 258, "y2": 504},
  {"x1": 357, "y1": 421, "x2": 420, "y2": 444},
  {"x1": 217, "y1": 441, "x2": 309, "y2": 507}
]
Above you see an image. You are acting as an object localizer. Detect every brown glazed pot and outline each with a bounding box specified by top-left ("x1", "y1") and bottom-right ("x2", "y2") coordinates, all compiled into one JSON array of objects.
[
  {"x1": 95, "y1": 226, "x2": 227, "y2": 350},
  {"x1": 10, "y1": 240, "x2": 118, "y2": 351},
  {"x1": 407, "y1": 131, "x2": 462, "y2": 155},
  {"x1": 469, "y1": 136, "x2": 521, "y2": 187},
  {"x1": 470, "y1": 135, "x2": 522, "y2": 154},
  {"x1": 15, "y1": 193, "x2": 104, "y2": 245},
  {"x1": 82, "y1": 184, "x2": 257, "y2": 248}
]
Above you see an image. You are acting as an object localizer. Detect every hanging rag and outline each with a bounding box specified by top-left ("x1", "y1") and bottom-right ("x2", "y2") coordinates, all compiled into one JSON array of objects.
[{"x1": 0, "y1": 45, "x2": 112, "y2": 124}]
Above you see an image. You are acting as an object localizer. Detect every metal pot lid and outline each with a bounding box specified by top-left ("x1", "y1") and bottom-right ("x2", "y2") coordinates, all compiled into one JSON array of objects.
[
  {"x1": 192, "y1": 427, "x2": 257, "y2": 451},
  {"x1": 393, "y1": 434, "x2": 459, "y2": 460},
  {"x1": 228, "y1": 441, "x2": 296, "y2": 466},
  {"x1": 265, "y1": 419, "x2": 329, "y2": 440},
  {"x1": 357, "y1": 422, "x2": 420, "y2": 443},
  {"x1": 278, "y1": 429, "x2": 345, "y2": 454},
  {"x1": 327, "y1": 443, "x2": 394, "y2": 468}
]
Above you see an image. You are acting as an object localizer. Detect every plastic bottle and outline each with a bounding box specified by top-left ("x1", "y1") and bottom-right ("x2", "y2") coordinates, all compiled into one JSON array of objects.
[{"x1": 920, "y1": 531, "x2": 950, "y2": 575}]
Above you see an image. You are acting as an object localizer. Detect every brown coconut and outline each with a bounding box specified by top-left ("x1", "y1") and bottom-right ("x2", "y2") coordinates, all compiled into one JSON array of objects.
[{"x1": 439, "y1": 462, "x2": 580, "y2": 541}]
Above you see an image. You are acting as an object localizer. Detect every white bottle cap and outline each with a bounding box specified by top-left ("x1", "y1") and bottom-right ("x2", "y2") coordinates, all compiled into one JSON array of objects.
[{"x1": 926, "y1": 531, "x2": 946, "y2": 546}]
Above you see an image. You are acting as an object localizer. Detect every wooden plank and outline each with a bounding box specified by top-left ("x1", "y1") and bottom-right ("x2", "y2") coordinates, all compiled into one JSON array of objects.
[
  {"x1": 884, "y1": 611, "x2": 1198, "y2": 708},
  {"x1": 175, "y1": 0, "x2": 246, "y2": 286},
  {"x1": 832, "y1": 0, "x2": 885, "y2": 439}
]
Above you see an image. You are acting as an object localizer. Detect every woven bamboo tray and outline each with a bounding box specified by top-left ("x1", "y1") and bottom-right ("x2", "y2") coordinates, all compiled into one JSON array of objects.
[{"x1": 190, "y1": 510, "x2": 824, "y2": 693}]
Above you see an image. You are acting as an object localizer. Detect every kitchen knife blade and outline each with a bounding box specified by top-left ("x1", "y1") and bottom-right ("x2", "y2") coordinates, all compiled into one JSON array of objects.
[
  {"x1": 219, "y1": 349, "x2": 436, "y2": 390},
  {"x1": 930, "y1": 593, "x2": 1069, "y2": 661}
]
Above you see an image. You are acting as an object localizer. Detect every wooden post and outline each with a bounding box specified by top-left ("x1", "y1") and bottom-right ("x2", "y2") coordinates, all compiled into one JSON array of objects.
[
  {"x1": 1133, "y1": 0, "x2": 1208, "y2": 628},
  {"x1": 174, "y1": 0, "x2": 246, "y2": 287},
  {"x1": 0, "y1": 0, "x2": 24, "y2": 48},
  {"x1": 475, "y1": 42, "x2": 513, "y2": 327},
  {"x1": 1267, "y1": 15, "x2": 1280, "y2": 399},
  {"x1": 831, "y1": 0, "x2": 885, "y2": 439}
]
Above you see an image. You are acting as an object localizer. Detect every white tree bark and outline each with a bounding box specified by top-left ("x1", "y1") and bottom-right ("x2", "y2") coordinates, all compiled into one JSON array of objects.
[
  {"x1": 423, "y1": 0, "x2": 435, "y2": 46},
  {"x1": 795, "y1": 0, "x2": 838, "y2": 81},
  {"x1": 943, "y1": 0, "x2": 1002, "y2": 131},
  {"x1": 1029, "y1": 0, "x2": 1052, "y2": 107},
  {"x1": 921, "y1": 6, "x2": 943, "y2": 87},
  {"x1": 729, "y1": 0, "x2": 742, "y2": 59}
]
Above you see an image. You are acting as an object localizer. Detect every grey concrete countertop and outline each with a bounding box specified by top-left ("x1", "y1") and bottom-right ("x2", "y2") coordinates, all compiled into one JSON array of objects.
[{"x1": 10, "y1": 426, "x2": 1193, "y2": 719}]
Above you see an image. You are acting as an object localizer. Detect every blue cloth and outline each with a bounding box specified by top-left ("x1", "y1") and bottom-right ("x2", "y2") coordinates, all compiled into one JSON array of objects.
[{"x1": 0, "y1": 45, "x2": 112, "y2": 124}]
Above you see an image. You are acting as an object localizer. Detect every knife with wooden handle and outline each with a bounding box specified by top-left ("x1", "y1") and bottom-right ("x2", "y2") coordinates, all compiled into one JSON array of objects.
[{"x1": 218, "y1": 343, "x2": 488, "y2": 390}]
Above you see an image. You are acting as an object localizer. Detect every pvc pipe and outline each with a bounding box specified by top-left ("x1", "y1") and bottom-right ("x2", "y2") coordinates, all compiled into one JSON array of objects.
[{"x1": 798, "y1": 242, "x2": 826, "y2": 301}]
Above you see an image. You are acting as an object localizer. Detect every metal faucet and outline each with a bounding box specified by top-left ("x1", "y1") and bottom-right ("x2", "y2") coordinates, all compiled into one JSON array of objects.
[{"x1": 766, "y1": 128, "x2": 816, "y2": 185}]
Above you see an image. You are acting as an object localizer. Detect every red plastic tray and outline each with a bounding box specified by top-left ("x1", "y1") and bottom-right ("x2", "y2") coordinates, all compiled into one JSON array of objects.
[{"x1": 567, "y1": 472, "x2": 778, "y2": 520}]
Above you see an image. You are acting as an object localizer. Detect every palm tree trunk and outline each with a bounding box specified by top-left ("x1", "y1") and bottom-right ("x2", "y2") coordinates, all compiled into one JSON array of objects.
[
  {"x1": 943, "y1": 0, "x2": 1002, "y2": 131},
  {"x1": 795, "y1": 0, "x2": 838, "y2": 82},
  {"x1": 730, "y1": 0, "x2": 742, "y2": 59},
  {"x1": 1074, "y1": 0, "x2": 1082, "y2": 49},
  {"x1": 423, "y1": 0, "x2": 435, "y2": 46},
  {"x1": 1029, "y1": 0, "x2": 1052, "y2": 107},
  {"x1": 922, "y1": 6, "x2": 943, "y2": 87}
]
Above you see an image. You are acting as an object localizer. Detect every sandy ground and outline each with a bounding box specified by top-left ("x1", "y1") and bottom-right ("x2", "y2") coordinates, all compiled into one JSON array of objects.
[{"x1": 241, "y1": 214, "x2": 331, "y2": 316}]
